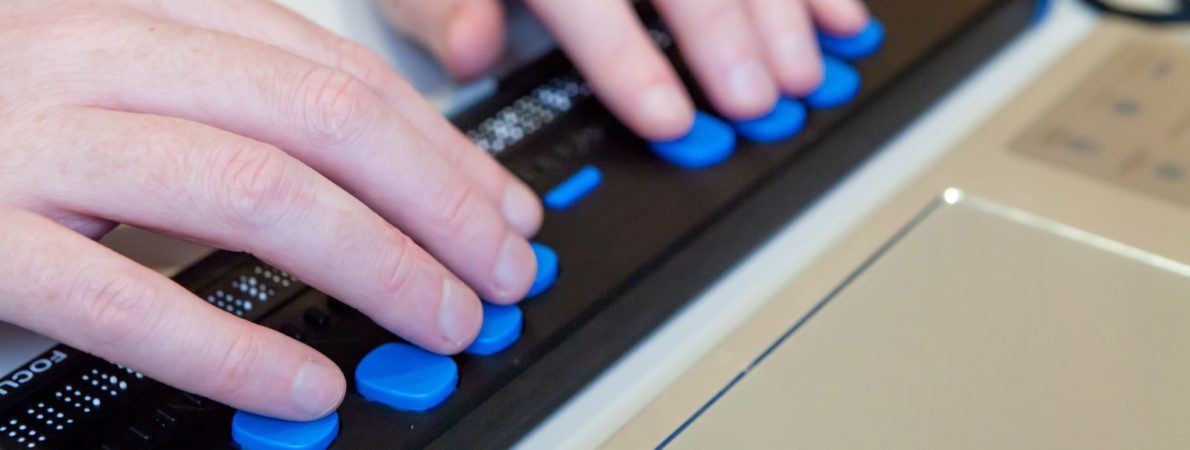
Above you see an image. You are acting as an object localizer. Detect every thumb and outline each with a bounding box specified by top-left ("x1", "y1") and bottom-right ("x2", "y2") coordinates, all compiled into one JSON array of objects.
[{"x1": 379, "y1": 0, "x2": 506, "y2": 80}]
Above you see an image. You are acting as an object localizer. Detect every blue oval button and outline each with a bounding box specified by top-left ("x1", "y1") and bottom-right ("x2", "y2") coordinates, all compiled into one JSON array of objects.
[
  {"x1": 818, "y1": 19, "x2": 885, "y2": 60},
  {"x1": 231, "y1": 410, "x2": 339, "y2": 450},
  {"x1": 649, "y1": 112, "x2": 736, "y2": 169},
  {"x1": 804, "y1": 57, "x2": 861, "y2": 110},
  {"x1": 731, "y1": 98, "x2": 807, "y2": 143},
  {"x1": 527, "y1": 242, "x2": 558, "y2": 299},
  {"x1": 465, "y1": 303, "x2": 523, "y2": 355},
  {"x1": 354, "y1": 343, "x2": 457, "y2": 412}
]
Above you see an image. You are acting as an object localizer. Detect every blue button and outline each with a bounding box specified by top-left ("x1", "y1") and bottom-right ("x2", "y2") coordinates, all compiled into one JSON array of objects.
[
  {"x1": 818, "y1": 19, "x2": 885, "y2": 60},
  {"x1": 465, "y1": 303, "x2": 523, "y2": 355},
  {"x1": 731, "y1": 98, "x2": 807, "y2": 143},
  {"x1": 804, "y1": 57, "x2": 861, "y2": 110},
  {"x1": 354, "y1": 343, "x2": 456, "y2": 412},
  {"x1": 649, "y1": 112, "x2": 736, "y2": 169},
  {"x1": 527, "y1": 242, "x2": 558, "y2": 299},
  {"x1": 231, "y1": 411, "x2": 339, "y2": 450},
  {"x1": 544, "y1": 165, "x2": 602, "y2": 210}
]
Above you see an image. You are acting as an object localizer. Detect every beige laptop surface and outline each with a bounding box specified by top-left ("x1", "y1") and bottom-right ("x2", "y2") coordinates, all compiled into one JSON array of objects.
[{"x1": 606, "y1": 20, "x2": 1190, "y2": 449}]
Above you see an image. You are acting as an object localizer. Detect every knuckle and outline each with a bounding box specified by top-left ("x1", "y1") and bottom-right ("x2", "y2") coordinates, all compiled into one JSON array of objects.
[
  {"x1": 67, "y1": 272, "x2": 159, "y2": 351},
  {"x1": 375, "y1": 234, "x2": 419, "y2": 300},
  {"x1": 215, "y1": 145, "x2": 309, "y2": 230},
  {"x1": 699, "y1": 1, "x2": 742, "y2": 30},
  {"x1": 206, "y1": 331, "x2": 267, "y2": 399},
  {"x1": 433, "y1": 184, "x2": 484, "y2": 240},
  {"x1": 333, "y1": 38, "x2": 391, "y2": 88},
  {"x1": 298, "y1": 67, "x2": 373, "y2": 145}
]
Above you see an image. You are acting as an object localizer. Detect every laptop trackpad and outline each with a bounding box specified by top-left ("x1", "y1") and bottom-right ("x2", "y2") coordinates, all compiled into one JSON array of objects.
[{"x1": 665, "y1": 193, "x2": 1190, "y2": 449}]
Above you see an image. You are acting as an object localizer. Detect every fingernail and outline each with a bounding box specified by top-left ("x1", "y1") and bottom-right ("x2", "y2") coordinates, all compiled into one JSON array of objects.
[
  {"x1": 490, "y1": 232, "x2": 534, "y2": 300},
  {"x1": 726, "y1": 59, "x2": 777, "y2": 116},
  {"x1": 438, "y1": 277, "x2": 479, "y2": 347},
  {"x1": 502, "y1": 182, "x2": 542, "y2": 237},
  {"x1": 290, "y1": 359, "x2": 343, "y2": 419},
  {"x1": 639, "y1": 85, "x2": 695, "y2": 139},
  {"x1": 445, "y1": 1, "x2": 499, "y2": 79},
  {"x1": 776, "y1": 35, "x2": 823, "y2": 94}
]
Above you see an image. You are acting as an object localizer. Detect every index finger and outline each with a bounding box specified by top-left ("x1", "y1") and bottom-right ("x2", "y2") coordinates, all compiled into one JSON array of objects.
[{"x1": 525, "y1": 0, "x2": 696, "y2": 140}]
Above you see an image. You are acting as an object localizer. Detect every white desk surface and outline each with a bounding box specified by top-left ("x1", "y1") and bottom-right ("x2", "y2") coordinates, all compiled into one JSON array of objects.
[{"x1": 0, "y1": 1, "x2": 1102, "y2": 448}]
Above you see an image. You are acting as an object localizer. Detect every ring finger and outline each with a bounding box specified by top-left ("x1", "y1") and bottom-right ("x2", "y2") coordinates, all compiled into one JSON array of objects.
[{"x1": 30, "y1": 107, "x2": 484, "y2": 355}]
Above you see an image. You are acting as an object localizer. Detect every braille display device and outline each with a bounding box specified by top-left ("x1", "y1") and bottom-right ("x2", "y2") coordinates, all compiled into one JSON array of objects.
[{"x1": 0, "y1": 1, "x2": 1039, "y2": 448}]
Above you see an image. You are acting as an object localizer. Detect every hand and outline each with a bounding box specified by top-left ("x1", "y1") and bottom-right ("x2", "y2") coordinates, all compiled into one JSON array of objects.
[
  {"x1": 380, "y1": 0, "x2": 870, "y2": 140},
  {"x1": 0, "y1": 0, "x2": 542, "y2": 421}
]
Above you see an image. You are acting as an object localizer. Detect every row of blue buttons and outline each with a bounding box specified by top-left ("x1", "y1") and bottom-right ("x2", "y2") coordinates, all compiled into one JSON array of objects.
[
  {"x1": 230, "y1": 19, "x2": 882, "y2": 450},
  {"x1": 649, "y1": 19, "x2": 883, "y2": 170},
  {"x1": 541, "y1": 19, "x2": 884, "y2": 212},
  {"x1": 354, "y1": 243, "x2": 558, "y2": 410},
  {"x1": 232, "y1": 244, "x2": 558, "y2": 450},
  {"x1": 648, "y1": 54, "x2": 864, "y2": 169}
]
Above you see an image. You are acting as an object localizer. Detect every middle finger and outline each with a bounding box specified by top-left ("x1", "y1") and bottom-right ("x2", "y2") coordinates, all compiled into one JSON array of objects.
[
  {"x1": 56, "y1": 15, "x2": 537, "y2": 303},
  {"x1": 653, "y1": 0, "x2": 779, "y2": 120}
]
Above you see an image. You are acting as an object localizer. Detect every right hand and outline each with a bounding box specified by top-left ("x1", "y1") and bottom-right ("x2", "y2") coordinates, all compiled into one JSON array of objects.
[
  {"x1": 380, "y1": 0, "x2": 870, "y2": 140},
  {"x1": 0, "y1": 0, "x2": 542, "y2": 421}
]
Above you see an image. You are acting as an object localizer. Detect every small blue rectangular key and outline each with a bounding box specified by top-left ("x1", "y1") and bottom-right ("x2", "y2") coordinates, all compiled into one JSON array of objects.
[{"x1": 544, "y1": 165, "x2": 603, "y2": 210}]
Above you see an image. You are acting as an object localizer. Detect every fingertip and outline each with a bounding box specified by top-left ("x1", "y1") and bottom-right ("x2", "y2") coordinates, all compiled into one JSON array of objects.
[
  {"x1": 436, "y1": 276, "x2": 484, "y2": 352},
  {"x1": 773, "y1": 35, "x2": 825, "y2": 96},
  {"x1": 288, "y1": 356, "x2": 346, "y2": 420},
  {"x1": 813, "y1": 0, "x2": 871, "y2": 37},
  {"x1": 444, "y1": 0, "x2": 505, "y2": 80},
  {"x1": 635, "y1": 84, "x2": 697, "y2": 141},
  {"x1": 502, "y1": 180, "x2": 543, "y2": 238},
  {"x1": 716, "y1": 60, "x2": 780, "y2": 120},
  {"x1": 485, "y1": 232, "x2": 536, "y2": 304}
]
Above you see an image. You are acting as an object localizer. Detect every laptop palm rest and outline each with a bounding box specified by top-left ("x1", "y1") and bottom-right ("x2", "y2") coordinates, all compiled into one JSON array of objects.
[{"x1": 665, "y1": 195, "x2": 1190, "y2": 449}]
